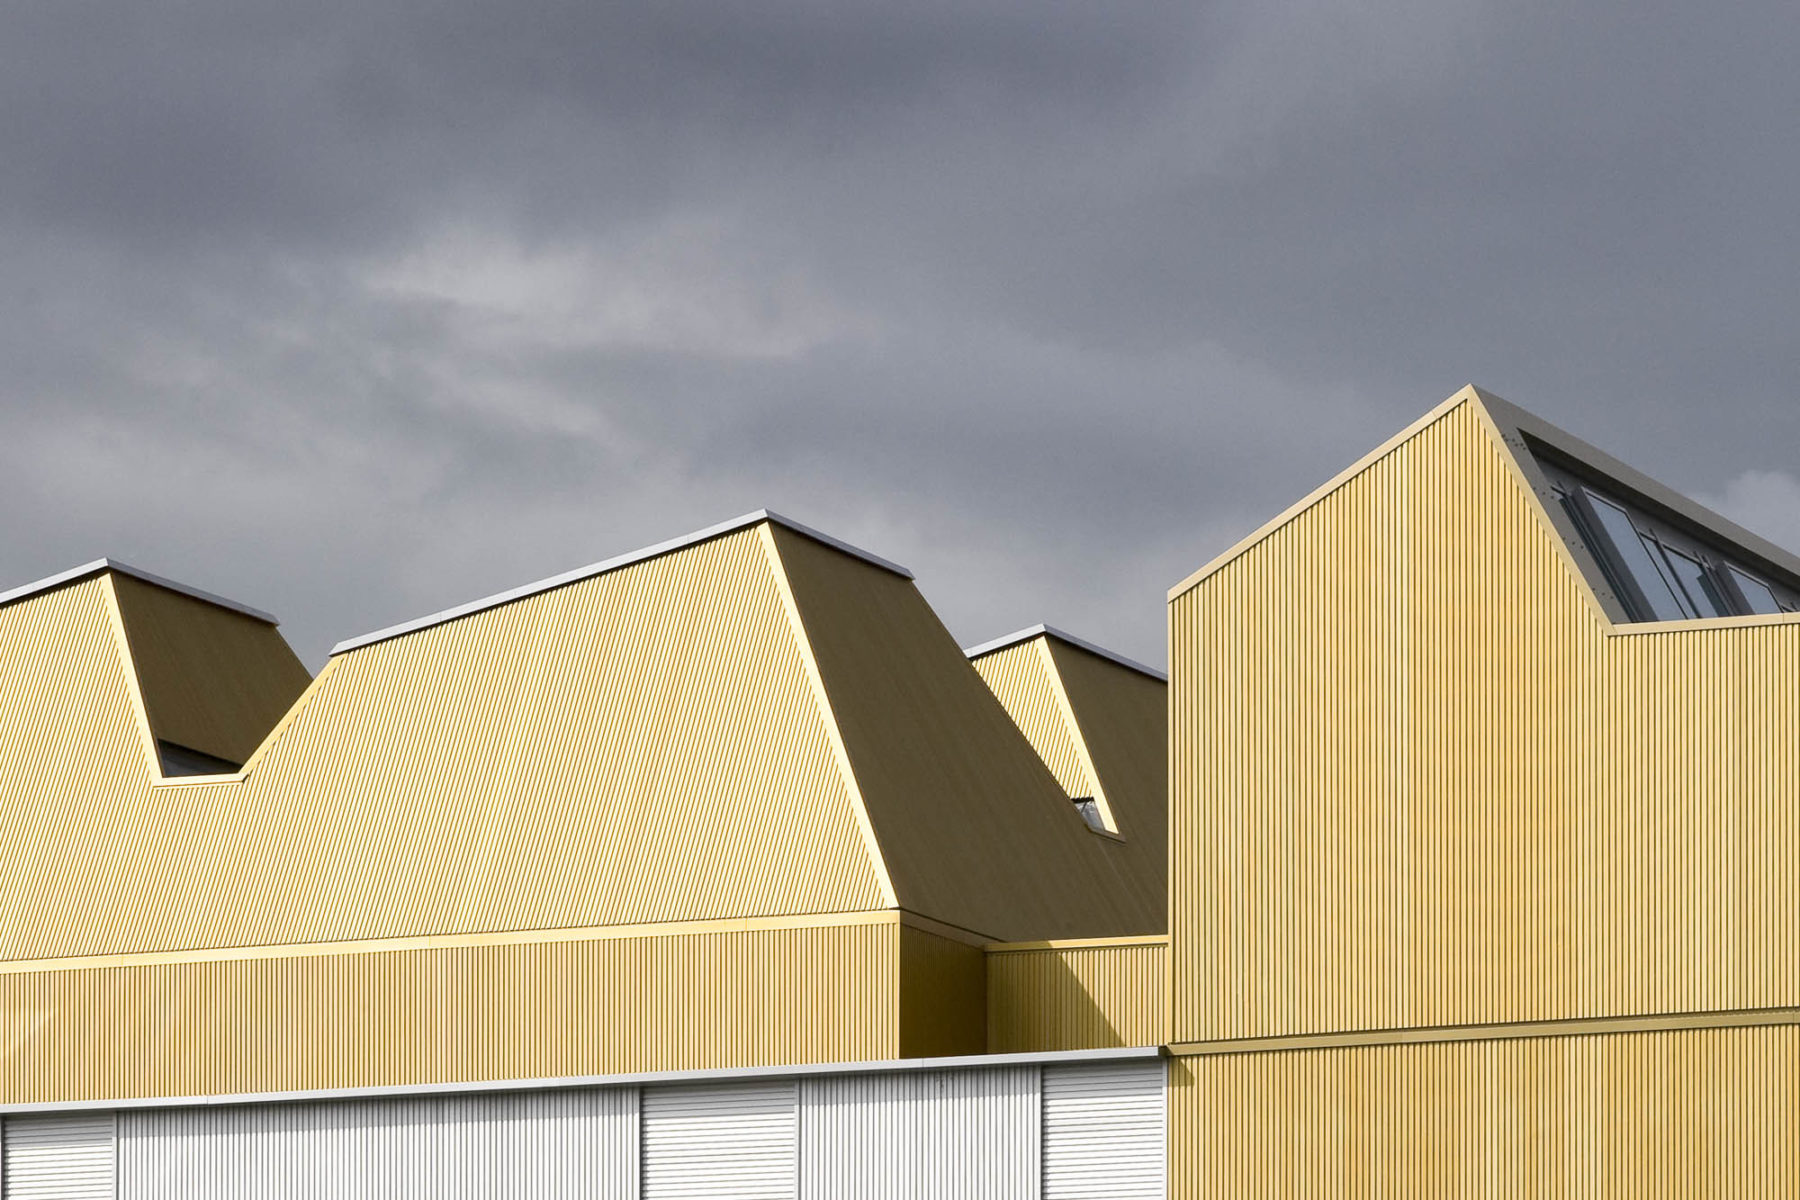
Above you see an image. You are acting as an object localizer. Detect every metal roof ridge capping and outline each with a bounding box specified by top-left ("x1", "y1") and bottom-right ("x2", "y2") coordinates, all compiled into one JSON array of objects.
[
  {"x1": 963, "y1": 623, "x2": 1167, "y2": 682},
  {"x1": 0, "y1": 557, "x2": 281, "y2": 626},
  {"x1": 329, "y1": 509, "x2": 915, "y2": 656}
]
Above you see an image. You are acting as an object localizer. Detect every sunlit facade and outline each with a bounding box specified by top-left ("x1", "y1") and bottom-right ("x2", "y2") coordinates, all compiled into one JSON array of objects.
[{"x1": 2, "y1": 388, "x2": 1791, "y2": 1196}]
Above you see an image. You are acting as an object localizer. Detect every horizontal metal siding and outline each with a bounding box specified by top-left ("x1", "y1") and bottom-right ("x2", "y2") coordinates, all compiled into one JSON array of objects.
[
  {"x1": 641, "y1": 1081, "x2": 795, "y2": 1199},
  {"x1": 987, "y1": 943, "x2": 1165, "y2": 1053},
  {"x1": 799, "y1": 1066, "x2": 1039, "y2": 1199},
  {"x1": 1171, "y1": 399, "x2": 1800, "y2": 1041},
  {"x1": 117, "y1": 1089, "x2": 636, "y2": 1199},
  {"x1": 0, "y1": 921, "x2": 899, "y2": 1104},
  {"x1": 1173, "y1": 1024, "x2": 1800, "y2": 1197},
  {"x1": 3, "y1": 1113, "x2": 114, "y2": 1199},
  {"x1": 1042, "y1": 1061, "x2": 1164, "y2": 1200}
]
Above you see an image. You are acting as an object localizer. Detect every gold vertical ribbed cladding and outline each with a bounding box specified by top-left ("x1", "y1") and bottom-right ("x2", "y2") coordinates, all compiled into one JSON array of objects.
[
  {"x1": 0, "y1": 921, "x2": 899, "y2": 1104},
  {"x1": 897, "y1": 925, "x2": 986, "y2": 1058},
  {"x1": 985, "y1": 940, "x2": 1165, "y2": 1052},
  {"x1": 971, "y1": 639, "x2": 1095, "y2": 799},
  {"x1": 1172, "y1": 1025, "x2": 1800, "y2": 1197},
  {"x1": 1170, "y1": 396, "x2": 1800, "y2": 1042}
]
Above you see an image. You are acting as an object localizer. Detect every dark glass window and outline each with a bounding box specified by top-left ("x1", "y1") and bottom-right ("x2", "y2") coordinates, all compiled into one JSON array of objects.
[
  {"x1": 1585, "y1": 492, "x2": 1692, "y2": 620},
  {"x1": 1657, "y1": 543, "x2": 1729, "y2": 618},
  {"x1": 1072, "y1": 797, "x2": 1106, "y2": 833},
  {"x1": 1727, "y1": 565, "x2": 1783, "y2": 615}
]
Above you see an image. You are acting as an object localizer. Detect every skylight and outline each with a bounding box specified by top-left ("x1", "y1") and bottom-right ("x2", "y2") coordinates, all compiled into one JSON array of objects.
[
  {"x1": 1536, "y1": 455, "x2": 1800, "y2": 623},
  {"x1": 1072, "y1": 797, "x2": 1107, "y2": 833}
]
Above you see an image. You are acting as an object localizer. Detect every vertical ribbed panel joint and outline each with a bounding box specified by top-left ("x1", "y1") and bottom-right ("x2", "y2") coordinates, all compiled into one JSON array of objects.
[{"x1": 1173, "y1": 1025, "x2": 1800, "y2": 1197}]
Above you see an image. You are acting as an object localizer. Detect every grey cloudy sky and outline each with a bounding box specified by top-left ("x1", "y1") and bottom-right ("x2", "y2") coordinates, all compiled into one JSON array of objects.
[{"x1": 5, "y1": 1, "x2": 1800, "y2": 669}]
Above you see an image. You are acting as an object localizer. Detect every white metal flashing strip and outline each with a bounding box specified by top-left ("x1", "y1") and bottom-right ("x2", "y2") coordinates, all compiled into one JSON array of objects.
[
  {"x1": 331, "y1": 509, "x2": 914, "y2": 656},
  {"x1": 0, "y1": 558, "x2": 280, "y2": 625},
  {"x1": 0, "y1": 1046, "x2": 1163, "y2": 1116},
  {"x1": 964, "y1": 623, "x2": 1166, "y2": 682}
]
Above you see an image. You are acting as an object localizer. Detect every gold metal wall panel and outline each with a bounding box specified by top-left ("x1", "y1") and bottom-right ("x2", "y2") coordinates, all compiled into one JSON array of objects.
[
  {"x1": 985, "y1": 940, "x2": 1165, "y2": 1053},
  {"x1": 1170, "y1": 394, "x2": 1800, "y2": 1042},
  {"x1": 0, "y1": 921, "x2": 899, "y2": 1105},
  {"x1": 109, "y1": 574, "x2": 312, "y2": 767},
  {"x1": 972, "y1": 640, "x2": 1095, "y2": 799},
  {"x1": 770, "y1": 526, "x2": 1164, "y2": 942},
  {"x1": 1171, "y1": 1025, "x2": 1800, "y2": 1198},
  {"x1": 0, "y1": 578, "x2": 168, "y2": 956},
  {"x1": 898, "y1": 924, "x2": 986, "y2": 1058},
  {"x1": 0, "y1": 527, "x2": 887, "y2": 961}
]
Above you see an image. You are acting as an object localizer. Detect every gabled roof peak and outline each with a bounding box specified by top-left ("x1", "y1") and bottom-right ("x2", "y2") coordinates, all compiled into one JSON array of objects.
[
  {"x1": 964, "y1": 623, "x2": 1165, "y2": 682},
  {"x1": 331, "y1": 509, "x2": 913, "y2": 656},
  {"x1": 0, "y1": 558, "x2": 279, "y2": 625}
]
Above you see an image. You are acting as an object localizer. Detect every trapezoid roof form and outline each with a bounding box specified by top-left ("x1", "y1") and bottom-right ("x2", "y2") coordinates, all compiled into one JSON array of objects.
[
  {"x1": 330, "y1": 510, "x2": 913, "y2": 656},
  {"x1": 0, "y1": 513, "x2": 1160, "y2": 972}
]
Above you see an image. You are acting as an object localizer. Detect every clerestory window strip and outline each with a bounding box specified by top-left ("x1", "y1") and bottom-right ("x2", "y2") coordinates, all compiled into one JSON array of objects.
[{"x1": 1546, "y1": 467, "x2": 1799, "y2": 623}]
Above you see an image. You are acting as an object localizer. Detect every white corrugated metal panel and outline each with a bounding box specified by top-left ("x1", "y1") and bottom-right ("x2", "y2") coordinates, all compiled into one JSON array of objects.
[
  {"x1": 1042, "y1": 1061, "x2": 1164, "y2": 1199},
  {"x1": 3, "y1": 1113, "x2": 115, "y2": 1199},
  {"x1": 641, "y1": 1081, "x2": 795, "y2": 1200},
  {"x1": 116, "y1": 1089, "x2": 635, "y2": 1198},
  {"x1": 799, "y1": 1067, "x2": 1039, "y2": 1199}
]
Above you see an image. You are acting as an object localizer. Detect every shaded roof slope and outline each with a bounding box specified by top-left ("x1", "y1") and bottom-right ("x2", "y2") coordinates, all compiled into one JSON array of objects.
[
  {"x1": 111, "y1": 572, "x2": 311, "y2": 767},
  {"x1": 970, "y1": 628, "x2": 1166, "y2": 929},
  {"x1": 772, "y1": 527, "x2": 1164, "y2": 940}
]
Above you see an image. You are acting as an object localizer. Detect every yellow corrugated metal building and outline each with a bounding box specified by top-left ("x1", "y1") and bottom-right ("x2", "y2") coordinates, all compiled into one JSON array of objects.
[
  {"x1": 1169, "y1": 387, "x2": 1800, "y2": 1196},
  {"x1": 2, "y1": 387, "x2": 1793, "y2": 1196}
]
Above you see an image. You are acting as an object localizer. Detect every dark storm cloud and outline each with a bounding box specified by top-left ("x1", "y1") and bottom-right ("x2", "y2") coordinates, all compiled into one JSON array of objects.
[{"x1": 2, "y1": 0, "x2": 1798, "y2": 669}]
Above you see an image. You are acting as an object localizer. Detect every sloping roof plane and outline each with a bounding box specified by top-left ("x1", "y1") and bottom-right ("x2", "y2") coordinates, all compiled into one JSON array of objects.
[
  {"x1": 968, "y1": 627, "x2": 1166, "y2": 928},
  {"x1": 0, "y1": 512, "x2": 1162, "y2": 975}
]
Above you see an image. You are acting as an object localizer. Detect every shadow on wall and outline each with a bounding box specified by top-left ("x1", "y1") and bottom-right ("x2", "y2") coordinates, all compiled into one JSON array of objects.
[{"x1": 985, "y1": 941, "x2": 1165, "y2": 1054}]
